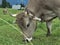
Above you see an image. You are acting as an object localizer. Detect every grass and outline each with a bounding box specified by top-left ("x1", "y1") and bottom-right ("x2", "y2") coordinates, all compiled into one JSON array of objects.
[{"x1": 0, "y1": 8, "x2": 60, "y2": 45}]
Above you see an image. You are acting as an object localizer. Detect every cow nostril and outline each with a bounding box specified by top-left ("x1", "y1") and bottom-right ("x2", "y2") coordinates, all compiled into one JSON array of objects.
[{"x1": 27, "y1": 23, "x2": 30, "y2": 27}]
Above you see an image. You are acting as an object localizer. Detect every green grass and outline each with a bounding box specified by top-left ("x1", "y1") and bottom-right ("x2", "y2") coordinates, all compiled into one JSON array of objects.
[{"x1": 0, "y1": 8, "x2": 60, "y2": 45}]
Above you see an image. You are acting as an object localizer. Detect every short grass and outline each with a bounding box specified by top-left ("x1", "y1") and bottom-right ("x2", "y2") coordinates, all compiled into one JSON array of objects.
[{"x1": 0, "y1": 8, "x2": 60, "y2": 45}]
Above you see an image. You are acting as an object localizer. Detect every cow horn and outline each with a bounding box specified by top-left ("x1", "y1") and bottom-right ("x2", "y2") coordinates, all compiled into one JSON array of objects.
[
  {"x1": 10, "y1": 14, "x2": 17, "y2": 17},
  {"x1": 33, "y1": 16, "x2": 41, "y2": 21},
  {"x1": 29, "y1": 13, "x2": 33, "y2": 16}
]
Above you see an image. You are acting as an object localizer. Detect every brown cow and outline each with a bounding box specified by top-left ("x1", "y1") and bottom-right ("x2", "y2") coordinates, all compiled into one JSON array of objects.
[
  {"x1": 16, "y1": 10, "x2": 57, "y2": 42},
  {"x1": 16, "y1": 0, "x2": 60, "y2": 42},
  {"x1": 3, "y1": 8, "x2": 8, "y2": 15}
]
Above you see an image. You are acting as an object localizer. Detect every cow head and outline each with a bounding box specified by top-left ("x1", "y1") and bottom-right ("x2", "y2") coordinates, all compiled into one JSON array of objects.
[
  {"x1": 16, "y1": 11, "x2": 41, "y2": 42},
  {"x1": 16, "y1": 12, "x2": 34, "y2": 29},
  {"x1": 16, "y1": 11, "x2": 41, "y2": 28}
]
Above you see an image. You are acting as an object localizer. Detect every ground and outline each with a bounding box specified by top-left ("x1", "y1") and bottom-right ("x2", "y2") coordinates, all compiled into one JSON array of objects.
[{"x1": 0, "y1": 8, "x2": 60, "y2": 45}]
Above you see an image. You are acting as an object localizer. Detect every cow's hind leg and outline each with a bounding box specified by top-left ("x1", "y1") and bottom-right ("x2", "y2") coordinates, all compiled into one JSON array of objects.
[{"x1": 46, "y1": 21, "x2": 52, "y2": 36}]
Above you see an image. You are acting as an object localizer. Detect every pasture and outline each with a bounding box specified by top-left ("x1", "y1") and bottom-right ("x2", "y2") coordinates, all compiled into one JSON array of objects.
[{"x1": 0, "y1": 8, "x2": 60, "y2": 45}]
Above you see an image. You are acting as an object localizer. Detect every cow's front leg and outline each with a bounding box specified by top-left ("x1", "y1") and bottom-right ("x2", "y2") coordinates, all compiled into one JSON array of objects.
[{"x1": 46, "y1": 21, "x2": 52, "y2": 36}]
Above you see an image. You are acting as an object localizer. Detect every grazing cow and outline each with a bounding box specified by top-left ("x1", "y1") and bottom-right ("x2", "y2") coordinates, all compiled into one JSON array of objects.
[
  {"x1": 3, "y1": 8, "x2": 8, "y2": 15},
  {"x1": 16, "y1": 0, "x2": 60, "y2": 42},
  {"x1": 16, "y1": 10, "x2": 57, "y2": 42}
]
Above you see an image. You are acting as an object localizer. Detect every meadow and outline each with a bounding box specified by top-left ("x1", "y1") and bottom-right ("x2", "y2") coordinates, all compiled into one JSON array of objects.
[{"x1": 0, "y1": 8, "x2": 60, "y2": 45}]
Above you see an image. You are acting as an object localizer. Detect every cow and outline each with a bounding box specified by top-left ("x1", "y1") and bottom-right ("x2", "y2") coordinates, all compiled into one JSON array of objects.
[
  {"x1": 16, "y1": 0, "x2": 60, "y2": 42},
  {"x1": 16, "y1": 10, "x2": 57, "y2": 42},
  {"x1": 3, "y1": 8, "x2": 8, "y2": 15}
]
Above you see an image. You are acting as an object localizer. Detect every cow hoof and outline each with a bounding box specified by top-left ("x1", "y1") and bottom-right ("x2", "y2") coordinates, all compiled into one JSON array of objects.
[{"x1": 46, "y1": 33, "x2": 51, "y2": 37}]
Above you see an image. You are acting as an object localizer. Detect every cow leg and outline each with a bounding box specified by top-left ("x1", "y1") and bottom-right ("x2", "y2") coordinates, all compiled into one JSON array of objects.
[{"x1": 46, "y1": 21, "x2": 52, "y2": 36}]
